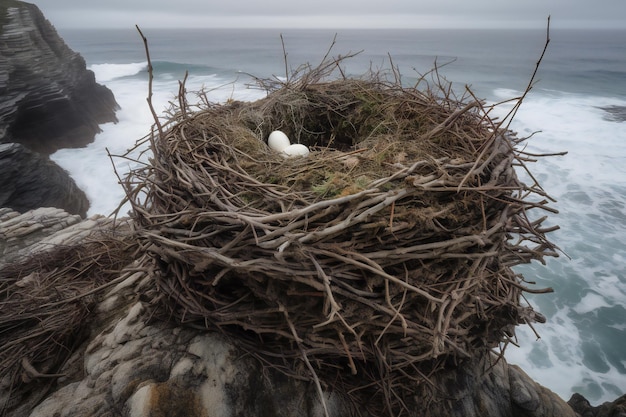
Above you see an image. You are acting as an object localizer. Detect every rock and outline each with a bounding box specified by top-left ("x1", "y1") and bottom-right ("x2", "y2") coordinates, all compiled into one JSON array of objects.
[
  {"x1": 14, "y1": 282, "x2": 579, "y2": 417},
  {"x1": 0, "y1": 143, "x2": 89, "y2": 218},
  {"x1": 0, "y1": 206, "x2": 117, "y2": 266},
  {"x1": 0, "y1": 207, "x2": 80, "y2": 264},
  {"x1": 0, "y1": 1, "x2": 119, "y2": 154},
  {"x1": 24, "y1": 296, "x2": 348, "y2": 417},
  {"x1": 569, "y1": 392, "x2": 626, "y2": 417},
  {"x1": 400, "y1": 354, "x2": 578, "y2": 417}
]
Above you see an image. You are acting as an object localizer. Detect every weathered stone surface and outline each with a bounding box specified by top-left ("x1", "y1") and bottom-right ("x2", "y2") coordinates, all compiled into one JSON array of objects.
[
  {"x1": 402, "y1": 353, "x2": 578, "y2": 417},
  {"x1": 0, "y1": 1, "x2": 119, "y2": 154},
  {"x1": 25, "y1": 293, "x2": 347, "y2": 417},
  {"x1": 13, "y1": 283, "x2": 581, "y2": 417},
  {"x1": 569, "y1": 392, "x2": 626, "y2": 417},
  {"x1": 0, "y1": 206, "x2": 110, "y2": 266},
  {"x1": 0, "y1": 143, "x2": 89, "y2": 218}
]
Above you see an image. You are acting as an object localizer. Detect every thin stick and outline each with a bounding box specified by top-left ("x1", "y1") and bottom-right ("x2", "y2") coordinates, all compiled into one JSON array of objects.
[
  {"x1": 501, "y1": 15, "x2": 551, "y2": 133},
  {"x1": 135, "y1": 25, "x2": 163, "y2": 141},
  {"x1": 458, "y1": 16, "x2": 551, "y2": 190},
  {"x1": 179, "y1": 71, "x2": 189, "y2": 119},
  {"x1": 280, "y1": 304, "x2": 330, "y2": 417},
  {"x1": 280, "y1": 33, "x2": 289, "y2": 83}
]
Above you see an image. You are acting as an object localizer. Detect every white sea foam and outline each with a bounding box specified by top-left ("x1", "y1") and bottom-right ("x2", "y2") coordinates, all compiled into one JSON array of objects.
[
  {"x1": 89, "y1": 62, "x2": 148, "y2": 82},
  {"x1": 51, "y1": 76, "x2": 156, "y2": 216},
  {"x1": 574, "y1": 292, "x2": 612, "y2": 315},
  {"x1": 491, "y1": 88, "x2": 626, "y2": 402}
]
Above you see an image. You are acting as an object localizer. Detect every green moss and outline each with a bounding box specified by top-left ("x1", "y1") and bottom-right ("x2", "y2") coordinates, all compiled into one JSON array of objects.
[
  {"x1": 311, "y1": 173, "x2": 373, "y2": 198},
  {"x1": 0, "y1": 0, "x2": 23, "y2": 32},
  {"x1": 311, "y1": 172, "x2": 345, "y2": 198}
]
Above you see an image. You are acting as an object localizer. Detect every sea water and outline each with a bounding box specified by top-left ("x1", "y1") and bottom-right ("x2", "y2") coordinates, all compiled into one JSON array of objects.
[{"x1": 52, "y1": 27, "x2": 626, "y2": 403}]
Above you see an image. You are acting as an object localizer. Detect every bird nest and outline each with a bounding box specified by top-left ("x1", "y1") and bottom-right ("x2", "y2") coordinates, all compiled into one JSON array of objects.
[
  {"x1": 0, "y1": 225, "x2": 138, "y2": 415},
  {"x1": 123, "y1": 53, "x2": 558, "y2": 415}
]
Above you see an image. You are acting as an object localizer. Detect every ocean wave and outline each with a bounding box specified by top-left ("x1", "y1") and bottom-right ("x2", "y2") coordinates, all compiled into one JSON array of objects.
[
  {"x1": 151, "y1": 60, "x2": 220, "y2": 75},
  {"x1": 488, "y1": 86, "x2": 626, "y2": 402},
  {"x1": 89, "y1": 62, "x2": 148, "y2": 82},
  {"x1": 598, "y1": 105, "x2": 626, "y2": 122},
  {"x1": 89, "y1": 61, "x2": 227, "y2": 84}
]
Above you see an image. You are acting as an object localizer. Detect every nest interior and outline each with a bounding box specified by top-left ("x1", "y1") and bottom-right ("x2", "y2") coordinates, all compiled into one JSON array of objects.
[{"x1": 123, "y1": 59, "x2": 558, "y2": 415}]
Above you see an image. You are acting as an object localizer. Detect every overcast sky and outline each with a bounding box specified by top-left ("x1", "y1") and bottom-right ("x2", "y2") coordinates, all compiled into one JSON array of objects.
[{"x1": 34, "y1": 0, "x2": 626, "y2": 30}]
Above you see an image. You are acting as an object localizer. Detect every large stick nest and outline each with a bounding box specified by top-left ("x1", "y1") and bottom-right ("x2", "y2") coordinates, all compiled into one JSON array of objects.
[{"x1": 124, "y1": 54, "x2": 559, "y2": 415}]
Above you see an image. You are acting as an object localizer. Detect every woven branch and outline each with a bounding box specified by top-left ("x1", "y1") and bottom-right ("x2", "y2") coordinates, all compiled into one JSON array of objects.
[{"x1": 121, "y1": 53, "x2": 559, "y2": 416}]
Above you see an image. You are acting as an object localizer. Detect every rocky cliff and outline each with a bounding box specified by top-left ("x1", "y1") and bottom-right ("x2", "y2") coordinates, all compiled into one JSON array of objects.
[
  {"x1": 0, "y1": 143, "x2": 89, "y2": 217},
  {"x1": 0, "y1": 0, "x2": 119, "y2": 154}
]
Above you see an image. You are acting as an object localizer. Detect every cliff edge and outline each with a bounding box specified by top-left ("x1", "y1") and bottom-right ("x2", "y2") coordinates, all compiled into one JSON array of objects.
[
  {"x1": 0, "y1": 0, "x2": 113, "y2": 215},
  {"x1": 0, "y1": 0, "x2": 119, "y2": 154},
  {"x1": 0, "y1": 143, "x2": 89, "y2": 217}
]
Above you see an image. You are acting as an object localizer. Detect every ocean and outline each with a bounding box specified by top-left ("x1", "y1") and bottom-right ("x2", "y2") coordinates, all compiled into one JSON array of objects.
[{"x1": 52, "y1": 27, "x2": 626, "y2": 403}]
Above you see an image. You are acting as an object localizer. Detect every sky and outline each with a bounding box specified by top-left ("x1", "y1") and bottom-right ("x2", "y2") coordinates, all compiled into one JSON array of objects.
[{"x1": 33, "y1": 0, "x2": 626, "y2": 30}]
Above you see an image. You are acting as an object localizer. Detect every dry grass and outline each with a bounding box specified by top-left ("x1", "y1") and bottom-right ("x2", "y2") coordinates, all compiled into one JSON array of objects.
[{"x1": 0, "y1": 226, "x2": 138, "y2": 414}]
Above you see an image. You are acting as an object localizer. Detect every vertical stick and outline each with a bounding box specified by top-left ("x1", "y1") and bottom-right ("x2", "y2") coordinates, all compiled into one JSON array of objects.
[{"x1": 135, "y1": 25, "x2": 164, "y2": 143}]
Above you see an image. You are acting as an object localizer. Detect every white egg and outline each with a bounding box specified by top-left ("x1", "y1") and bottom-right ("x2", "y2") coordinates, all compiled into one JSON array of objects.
[
  {"x1": 282, "y1": 143, "x2": 310, "y2": 157},
  {"x1": 268, "y1": 130, "x2": 291, "y2": 152}
]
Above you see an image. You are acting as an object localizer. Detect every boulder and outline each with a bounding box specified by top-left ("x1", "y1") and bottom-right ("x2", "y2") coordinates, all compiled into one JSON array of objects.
[
  {"x1": 0, "y1": 206, "x2": 112, "y2": 266},
  {"x1": 9, "y1": 270, "x2": 576, "y2": 417},
  {"x1": 24, "y1": 298, "x2": 347, "y2": 417},
  {"x1": 0, "y1": 143, "x2": 89, "y2": 217},
  {"x1": 568, "y1": 392, "x2": 626, "y2": 417},
  {"x1": 2, "y1": 279, "x2": 584, "y2": 417},
  {"x1": 0, "y1": 1, "x2": 119, "y2": 154}
]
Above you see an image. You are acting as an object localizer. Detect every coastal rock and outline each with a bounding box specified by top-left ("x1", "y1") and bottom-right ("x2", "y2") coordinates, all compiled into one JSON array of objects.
[
  {"x1": 0, "y1": 143, "x2": 89, "y2": 218},
  {"x1": 0, "y1": 1, "x2": 119, "y2": 154},
  {"x1": 24, "y1": 296, "x2": 347, "y2": 417},
  {"x1": 568, "y1": 392, "x2": 626, "y2": 417},
  {"x1": 417, "y1": 357, "x2": 579, "y2": 417},
  {"x1": 12, "y1": 282, "x2": 581, "y2": 417},
  {"x1": 0, "y1": 206, "x2": 113, "y2": 266}
]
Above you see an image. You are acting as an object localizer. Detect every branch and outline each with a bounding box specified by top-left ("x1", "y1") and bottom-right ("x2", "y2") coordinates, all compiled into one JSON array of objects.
[{"x1": 135, "y1": 25, "x2": 164, "y2": 142}]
